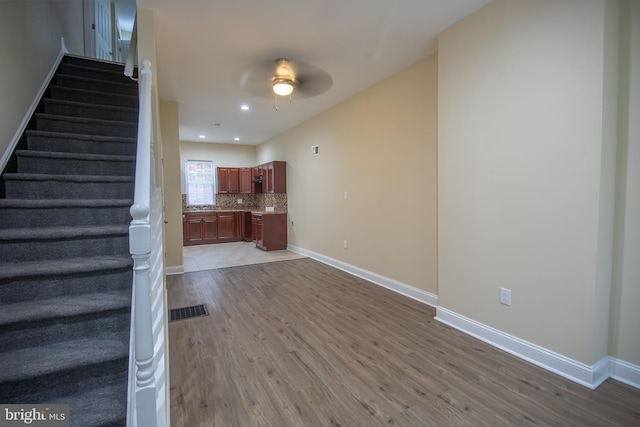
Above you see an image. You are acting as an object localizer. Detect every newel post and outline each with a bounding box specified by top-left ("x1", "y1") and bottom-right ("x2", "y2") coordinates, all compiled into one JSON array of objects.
[{"x1": 129, "y1": 59, "x2": 158, "y2": 426}]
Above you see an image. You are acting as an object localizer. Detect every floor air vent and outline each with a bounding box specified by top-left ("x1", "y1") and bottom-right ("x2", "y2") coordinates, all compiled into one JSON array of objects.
[{"x1": 169, "y1": 304, "x2": 209, "y2": 322}]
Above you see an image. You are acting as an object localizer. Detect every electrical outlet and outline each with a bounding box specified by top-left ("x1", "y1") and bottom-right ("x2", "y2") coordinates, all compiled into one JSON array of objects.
[
  {"x1": 311, "y1": 145, "x2": 319, "y2": 156},
  {"x1": 343, "y1": 191, "x2": 348, "y2": 200},
  {"x1": 237, "y1": 199, "x2": 243, "y2": 204},
  {"x1": 500, "y1": 288, "x2": 512, "y2": 306},
  {"x1": 343, "y1": 240, "x2": 348, "y2": 249},
  {"x1": 290, "y1": 221, "x2": 294, "y2": 227}
]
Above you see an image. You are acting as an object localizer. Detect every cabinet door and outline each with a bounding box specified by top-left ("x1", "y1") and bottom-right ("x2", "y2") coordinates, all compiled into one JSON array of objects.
[
  {"x1": 202, "y1": 214, "x2": 218, "y2": 242},
  {"x1": 186, "y1": 217, "x2": 204, "y2": 242},
  {"x1": 182, "y1": 215, "x2": 187, "y2": 245},
  {"x1": 256, "y1": 215, "x2": 263, "y2": 246},
  {"x1": 217, "y1": 168, "x2": 229, "y2": 194},
  {"x1": 266, "y1": 162, "x2": 274, "y2": 193},
  {"x1": 239, "y1": 168, "x2": 252, "y2": 194},
  {"x1": 228, "y1": 168, "x2": 240, "y2": 193},
  {"x1": 251, "y1": 213, "x2": 258, "y2": 242},
  {"x1": 218, "y1": 212, "x2": 236, "y2": 241},
  {"x1": 272, "y1": 161, "x2": 287, "y2": 193}
]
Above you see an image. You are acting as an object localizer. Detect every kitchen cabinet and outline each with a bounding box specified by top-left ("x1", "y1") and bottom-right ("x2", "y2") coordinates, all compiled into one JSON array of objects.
[
  {"x1": 253, "y1": 161, "x2": 286, "y2": 194},
  {"x1": 235, "y1": 211, "x2": 252, "y2": 241},
  {"x1": 183, "y1": 211, "x2": 251, "y2": 246},
  {"x1": 218, "y1": 162, "x2": 286, "y2": 194},
  {"x1": 239, "y1": 167, "x2": 252, "y2": 194},
  {"x1": 252, "y1": 212, "x2": 287, "y2": 251},
  {"x1": 217, "y1": 212, "x2": 236, "y2": 241},
  {"x1": 184, "y1": 212, "x2": 218, "y2": 245},
  {"x1": 217, "y1": 167, "x2": 239, "y2": 194}
]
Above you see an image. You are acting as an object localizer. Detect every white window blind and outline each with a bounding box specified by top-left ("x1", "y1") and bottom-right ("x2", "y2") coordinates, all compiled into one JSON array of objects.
[{"x1": 186, "y1": 160, "x2": 215, "y2": 205}]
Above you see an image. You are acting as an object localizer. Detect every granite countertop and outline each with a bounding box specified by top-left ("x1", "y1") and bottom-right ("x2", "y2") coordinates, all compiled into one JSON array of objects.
[{"x1": 183, "y1": 208, "x2": 287, "y2": 214}]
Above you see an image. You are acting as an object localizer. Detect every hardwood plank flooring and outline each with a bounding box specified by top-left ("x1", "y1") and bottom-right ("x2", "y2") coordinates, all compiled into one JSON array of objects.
[{"x1": 167, "y1": 258, "x2": 640, "y2": 426}]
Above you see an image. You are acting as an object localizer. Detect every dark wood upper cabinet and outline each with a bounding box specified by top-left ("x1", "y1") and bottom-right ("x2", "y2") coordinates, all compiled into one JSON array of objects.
[
  {"x1": 218, "y1": 162, "x2": 285, "y2": 194},
  {"x1": 228, "y1": 168, "x2": 239, "y2": 193},
  {"x1": 217, "y1": 167, "x2": 240, "y2": 194},
  {"x1": 217, "y1": 167, "x2": 229, "y2": 193},
  {"x1": 239, "y1": 167, "x2": 252, "y2": 194}
]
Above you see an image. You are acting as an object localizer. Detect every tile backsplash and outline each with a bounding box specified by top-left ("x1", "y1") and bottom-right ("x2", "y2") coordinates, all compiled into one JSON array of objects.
[{"x1": 182, "y1": 193, "x2": 288, "y2": 211}]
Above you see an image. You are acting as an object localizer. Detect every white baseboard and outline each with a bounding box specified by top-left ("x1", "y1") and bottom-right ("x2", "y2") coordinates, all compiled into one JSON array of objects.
[
  {"x1": 287, "y1": 245, "x2": 438, "y2": 307},
  {"x1": 610, "y1": 357, "x2": 640, "y2": 389},
  {"x1": 164, "y1": 265, "x2": 184, "y2": 276},
  {"x1": 435, "y1": 306, "x2": 640, "y2": 390},
  {"x1": 0, "y1": 38, "x2": 68, "y2": 172}
]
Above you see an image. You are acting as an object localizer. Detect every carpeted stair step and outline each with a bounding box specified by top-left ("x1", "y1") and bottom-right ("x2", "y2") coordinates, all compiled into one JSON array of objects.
[
  {"x1": 0, "y1": 256, "x2": 132, "y2": 303},
  {"x1": 55, "y1": 74, "x2": 138, "y2": 97},
  {"x1": 26, "y1": 131, "x2": 136, "y2": 156},
  {"x1": 35, "y1": 113, "x2": 137, "y2": 138},
  {"x1": 0, "y1": 225, "x2": 129, "y2": 263},
  {"x1": 3, "y1": 173, "x2": 134, "y2": 199},
  {"x1": 0, "y1": 292, "x2": 130, "y2": 329},
  {"x1": 0, "y1": 338, "x2": 128, "y2": 403},
  {"x1": 42, "y1": 98, "x2": 138, "y2": 123},
  {"x1": 0, "y1": 198, "x2": 132, "y2": 228},
  {"x1": 48, "y1": 85, "x2": 138, "y2": 109},
  {"x1": 16, "y1": 150, "x2": 136, "y2": 176},
  {"x1": 58, "y1": 62, "x2": 138, "y2": 86},
  {"x1": 64, "y1": 55, "x2": 138, "y2": 75},
  {"x1": 0, "y1": 298, "x2": 130, "y2": 352},
  {"x1": 60, "y1": 382, "x2": 128, "y2": 427}
]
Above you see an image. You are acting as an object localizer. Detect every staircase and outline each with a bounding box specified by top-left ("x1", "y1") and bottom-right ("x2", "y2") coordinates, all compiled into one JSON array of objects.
[{"x1": 0, "y1": 55, "x2": 138, "y2": 426}]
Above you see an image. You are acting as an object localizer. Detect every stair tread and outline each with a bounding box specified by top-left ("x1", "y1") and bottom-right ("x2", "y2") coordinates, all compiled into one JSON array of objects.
[
  {"x1": 56, "y1": 73, "x2": 138, "y2": 89},
  {"x1": 0, "y1": 291, "x2": 130, "y2": 327},
  {"x1": 0, "y1": 338, "x2": 128, "y2": 383},
  {"x1": 0, "y1": 255, "x2": 132, "y2": 281},
  {"x1": 3, "y1": 173, "x2": 134, "y2": 182},
  {"x1": 48, "y1": 84, "x2": 137, "y2": 101},
  {"x1": 60, "y1": 62, "x2": 137, "y2": 81},
  {"x1": 43, "y1": 97, "x2": 138, "y2": 113},
  {"x1": 0, "y1": 198, "x2": 132, "y2": 208},
  {"x1": 59, "y1": 384, "x2": 127, "y2": 427},
  {"x1": 16, "y1": 149, "x2": 135, "y2": 162},
  {"x1": 26, "y1": 130, "x2": 136, "y2": 143},
  {"x1": 36, "y1": 112, "x2": 138, "y2": 127},
  {"x1": 0, "y1": 225, "x2": 128, "y2": 241}
]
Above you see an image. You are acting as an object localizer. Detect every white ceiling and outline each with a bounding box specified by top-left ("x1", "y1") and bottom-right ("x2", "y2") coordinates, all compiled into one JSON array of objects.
[{"x1": 134, "y1": 0, "x2": 491, "y2": 145}]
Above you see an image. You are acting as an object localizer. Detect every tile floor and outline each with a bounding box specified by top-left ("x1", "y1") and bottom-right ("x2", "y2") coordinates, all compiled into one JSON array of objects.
[{"x1": 182, "y1": 241, "x2": 307, "y2": 272}]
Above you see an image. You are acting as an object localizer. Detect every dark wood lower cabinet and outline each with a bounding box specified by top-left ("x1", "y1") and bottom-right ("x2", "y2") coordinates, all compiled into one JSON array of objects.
[
  {"x1": 252, "y1": 212, "x2": 287, "y2": 251},
  {"x1": 217, "y1": 212, "x2": 236, "y2": 241},
  {"x1": 184, "y1": 213, "x2": 218, "y2": 245},
  {"x1": 183, "y1": 211, "x2": 243, "y2": 246}
]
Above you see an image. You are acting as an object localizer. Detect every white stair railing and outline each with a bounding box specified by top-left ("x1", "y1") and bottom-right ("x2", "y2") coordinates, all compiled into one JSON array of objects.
[{"x1": 126, "y1": 55, "x2": 169, "y2": 427}]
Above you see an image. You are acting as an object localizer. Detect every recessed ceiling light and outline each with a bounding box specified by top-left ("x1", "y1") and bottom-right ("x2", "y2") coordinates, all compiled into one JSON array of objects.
[
  {"x1": 234, "y1": 137, "x2": 240, "y2": 141},
  {"x1": 199, "y1": 135, "x2": 205, "y2": 139},
  {"x1": 240, "y1": 104, "x2": 249, "y2": 111}
]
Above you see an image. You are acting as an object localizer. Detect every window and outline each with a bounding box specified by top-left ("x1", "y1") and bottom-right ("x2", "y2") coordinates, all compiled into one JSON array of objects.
[{"x1": 185, "y1": 160, "x2": 215, "y2": 205}]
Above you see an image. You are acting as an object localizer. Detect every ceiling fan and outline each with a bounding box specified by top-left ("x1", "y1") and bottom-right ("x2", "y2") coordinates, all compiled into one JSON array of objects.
[{"x1": 234, "y1": 57, "x2": 333, "y2": 110}]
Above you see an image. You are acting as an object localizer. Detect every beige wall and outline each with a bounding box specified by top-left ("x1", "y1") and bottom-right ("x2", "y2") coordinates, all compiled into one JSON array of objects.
[
  {"x1": 610, "y1": 0, "x2": 640, "y2": 366},
  {"x1": 179, "y1": 142, "x2": 257, "y2": 193},
  {"x1": 138, "y1": 9, "x2": 184, "y2": 271},
  {"x1": 257, "y1": 55, "x2": 439, "y2": 296},
  {"x1": 437, "y1": 0, "x2": 632, "y2": 366},
  {"x1": 0, "y1": 0, "x2": 84, "y2": 164},
  {"x1": 160, "y1": 100, "x2": 183, "y2": 270}
]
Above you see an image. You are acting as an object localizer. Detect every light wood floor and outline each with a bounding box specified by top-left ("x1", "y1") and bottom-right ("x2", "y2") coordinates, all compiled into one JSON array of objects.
[{"x1": 167, "y1": 258, "x2": 640, "y2": 426}]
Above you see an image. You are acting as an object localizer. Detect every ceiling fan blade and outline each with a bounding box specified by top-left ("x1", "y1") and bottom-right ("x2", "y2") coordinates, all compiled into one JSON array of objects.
[{"x1": 233, "y1": 58, "x2": 332, "y2": 100}]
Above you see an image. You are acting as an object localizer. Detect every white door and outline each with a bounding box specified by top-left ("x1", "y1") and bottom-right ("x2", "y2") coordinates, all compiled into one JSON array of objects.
[{"x1": 94, "y1": 0, "x2": 112, "y2": 60}]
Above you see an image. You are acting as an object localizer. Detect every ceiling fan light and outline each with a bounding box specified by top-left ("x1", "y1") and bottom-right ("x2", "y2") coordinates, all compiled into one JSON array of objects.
[{"x1": 273, "y1": 79, "x2": 295, "y2": 96}]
